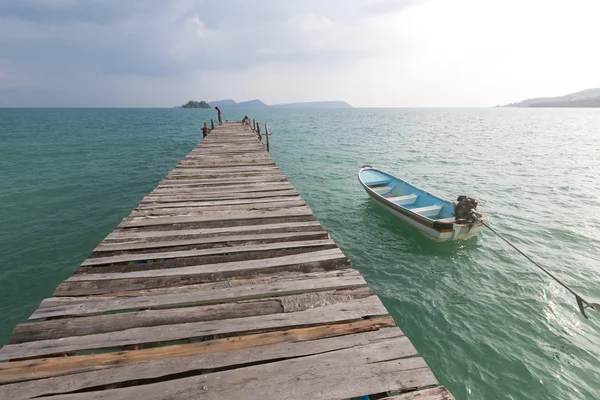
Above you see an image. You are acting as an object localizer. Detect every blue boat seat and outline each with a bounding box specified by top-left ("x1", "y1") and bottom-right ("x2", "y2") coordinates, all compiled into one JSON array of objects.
[
  {"x1": 388, "y1": 193, "x2": 418, "y2": 206},
  {"x1": 411, "y1": 204, "x2": 442, "y2": 218},
  {"x1": 371, "y1": 185, "x2": 393, "y2": 195}
]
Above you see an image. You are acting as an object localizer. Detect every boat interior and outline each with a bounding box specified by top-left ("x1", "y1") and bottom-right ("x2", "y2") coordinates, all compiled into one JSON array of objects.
[{"x1": 360, "y1": 169, "x2": 455, "y2": 221}]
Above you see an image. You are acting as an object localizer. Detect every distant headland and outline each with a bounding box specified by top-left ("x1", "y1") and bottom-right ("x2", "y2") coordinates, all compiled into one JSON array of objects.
[
  {"x1": 181, "y1": 100, "x2": 211, "y2": 108},
  {"x1": 504, "y1": 88, "x2": 600, "y2": 108},
  {"x1": 178, "y1": 99, "x2": 352, "y2": 109}
]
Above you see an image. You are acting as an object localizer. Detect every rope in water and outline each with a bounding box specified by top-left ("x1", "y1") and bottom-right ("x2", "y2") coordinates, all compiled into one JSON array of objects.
[{"x1": 473, "y1": 213, "x2": 599, "y2": 319}]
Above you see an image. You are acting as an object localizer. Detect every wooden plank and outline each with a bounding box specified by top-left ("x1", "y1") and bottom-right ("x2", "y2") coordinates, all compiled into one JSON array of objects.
[
  {"x1": 149, "y1": 183, "x2": 293, "y2": 195},
  {"x1": 0, "y1": 331, "x2": 415, "y2": 400},
  {"x1": 57, "y1": 250, "x2": 352, "y2": 295},
  {"x1": 381, "y1": 387, "x2": 455, "y2": 400},
  {"x1": 124, "y1": 205, "x2": 310, "y2": 220},
  {"x1": 118, "y1": 206, "x2": 311, "y2": 228},
  {"x1": 81, "y1": 239, "x2": 335, "y2": 267},
  {"x1": 31, "y1": 273, "x2": 366, "y2": 318},
  {"x1": 69, "y1": 248, "x2": 348, "y2": 281},
  {"x1": 140, "y1": 189, "x2": 299, "y2": 203},
  {"x1": 129, "y1": 200, "x2": 307, "y2": 216},
  {"x1": 158, "y1": 177, "x2": 288, "y2": 187},
  {"x1": 105, "y1": 221, "x2": 322, "y2": 241},
  {"x1": 0, "y1": 318, "x2": 396, "y2": 384},
  {"x1": 0, "y1": 296, "x2": 389, "y2": 360},
  {"x1": 12, "y1": 286, "x2": 374, "y2": 343},
  {"x1": 34, "y1": 348, "x2": 436, "y2": 400},
  {"x1": 136, "y1": 196, "x2": 303, "y2": 209},
  {"x1": 96, "y1": 231, "x2": 326, "y2": 252},
  {"x1": 176, "y1": 162, "x2": 276, "y2": 168}
]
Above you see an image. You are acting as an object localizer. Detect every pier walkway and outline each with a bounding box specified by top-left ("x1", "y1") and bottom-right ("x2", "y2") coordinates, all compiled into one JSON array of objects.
[{"x1": 0, "y1": 122, "x2": 454, "y2": 399}]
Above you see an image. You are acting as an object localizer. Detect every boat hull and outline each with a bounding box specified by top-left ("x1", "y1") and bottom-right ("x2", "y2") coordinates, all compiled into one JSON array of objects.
[{"x1": 358, "y1": 166, "x2": 484, "y2": 242}]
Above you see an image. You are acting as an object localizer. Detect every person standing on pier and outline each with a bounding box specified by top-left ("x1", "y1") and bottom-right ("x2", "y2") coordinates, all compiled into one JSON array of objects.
[{"x1": 215, "y1": 107, "x2": 222, "y2": 125}]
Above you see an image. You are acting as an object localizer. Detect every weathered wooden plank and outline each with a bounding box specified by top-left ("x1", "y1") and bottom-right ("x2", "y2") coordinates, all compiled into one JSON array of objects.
[
  {"x1": 0, "y1": 296, "x2": 388, "y2": 360},
  {"x1": 70, "y1": 248, "x2": 348, "y2": 281},
  {"x1": 0, "y1": 331, "x2": 415, "y2": 400},
  {"x1": 105, "y1": 221, "x2": 322, "y2": 241},
  {"x1": 57, "y1": 251, "x2": 352, "y2": 295},
  {"x1": 96, "y1": 231, "x2": 326, "y2": 252},
  {"x1": 14, "y1": 300, "x2": 282, "y2": 343},
  {"x1": 31, "y1": 273, "x2": 366, "y2": 319},
  {"x1": 118, "y1": 206, "x2": 311, "y2": 228},
  {"x1": 141, "y1": 189, "x2": 299, "y2": 203},
  {"x1": 36, "y1": 349, "x2": 435, "y2": 400},
  {"x1": 129, "y1": 200, "x2": 307, "y2": 216},
  {"x1": 381, "y1": 387, "x2": 455, "y2": 400},
  {"x1": 81, "y1": 239, "x2": 334, "y2": 266},
  {"x1": 168, "y1": 166, "x2": 280, "y2": 174},
  {"x1": 149, "y1": 183, "x2": 293, "y2": 195},
  {"x1": 13, "y1": 286, "x2": 373, "y2": 343},
  {"x1": 158, "y1": 176, "x2": 288, "y2": 187},
  {"x1": 137, "y1": 196, "x2": 303, "y2": 209},
  {"x1": 0, "y1": 318, "x2": 396, "y2": 384},
  {"x1": 176, "y1": 162, "x2": 276, "y2": 168}
]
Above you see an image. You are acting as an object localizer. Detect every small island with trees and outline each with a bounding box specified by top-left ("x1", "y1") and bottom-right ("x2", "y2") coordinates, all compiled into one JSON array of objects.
[{"x1": 181, "y1": 100, "x2": 211, "y2": 108}]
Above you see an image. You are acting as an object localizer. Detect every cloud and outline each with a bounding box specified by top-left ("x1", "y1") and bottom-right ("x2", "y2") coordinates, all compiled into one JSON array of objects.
[{"x1": 2, "y1": 0, "x2": 599, "y2": 107}]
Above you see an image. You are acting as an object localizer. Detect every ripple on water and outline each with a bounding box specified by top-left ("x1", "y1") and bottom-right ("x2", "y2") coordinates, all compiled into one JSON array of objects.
[{"x1": 1, "y1": 108, "x2": 600, "y2": 399}]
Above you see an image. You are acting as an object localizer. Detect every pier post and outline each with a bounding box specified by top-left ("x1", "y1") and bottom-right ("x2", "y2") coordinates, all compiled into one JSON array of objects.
[
  {"x1": 202, "y1": 121, "x2": 209, "y2": 137},
  {"x1": 252, "y1": 119, "x2": 256, "y2": 132},
  {"x1": 265, "y1": 122, "x2": 270, "y2": 152},
  {"x1": 211, "y1": 119, "x2": 215, "y2": 130},
  {"x1": 256, "y1": 122, "x2": 261, "y2": 141}
]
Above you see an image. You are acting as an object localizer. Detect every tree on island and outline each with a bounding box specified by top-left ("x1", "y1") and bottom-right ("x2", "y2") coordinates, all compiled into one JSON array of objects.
[{"x1": 182, "y1": 100, "x2": 211, "y2": 108}]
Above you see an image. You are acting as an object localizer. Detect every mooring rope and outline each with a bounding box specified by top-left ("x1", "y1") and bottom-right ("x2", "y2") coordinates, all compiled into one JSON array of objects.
[{"x1": 474, "y1": 213, "x2": 600, "y2": 319}]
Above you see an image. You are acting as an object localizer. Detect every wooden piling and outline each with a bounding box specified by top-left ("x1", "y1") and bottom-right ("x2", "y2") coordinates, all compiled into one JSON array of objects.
[
  {"x1": 256, "y1": 122, "x2": 262, "y2": 141},
  {"x1": 202, "y1": 121, "x2": 209, "y2": 137},
  {"x1": 252, "y1": 119, "x2": 256, "y2": 132},
  {"x1": 211, "y1": 119, "x2": 215, "y2": 130},
  {"x1": 0, "y1": 122, "x2": 454, "y2": 400},
  {"x1": 265, "y1": 122, "x2": 270, "y2": 152}
]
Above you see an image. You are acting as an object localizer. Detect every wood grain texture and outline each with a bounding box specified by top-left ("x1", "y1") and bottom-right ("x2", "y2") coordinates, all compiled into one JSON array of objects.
[
  {"x1": 12, "y1": 286, "x2": 374, "y2": 344},
  {"x1": 0, "y1": 318, "x2": 396, "y2": 384},
  {"x1": 0, "y1": 296, "x2": 388, "y2": 360},
  {"x1": 31, "y1": 273, "x2": 366, "y2": 318},
  {"x1": 1, "y1": 331, "x2": 414, "y2": 400},
  {"x1": 70, "y1": 248, "x2": 348, "y2": 281},
  {"x1": 81, "y1": 239, "x2": 335, "y2": 266},
  {"x1": 36, "y1": 347, "x2": 436, "y2": 400},
  {"x1": 104, "y1": 221, "x2": 322, "y2": 241}
]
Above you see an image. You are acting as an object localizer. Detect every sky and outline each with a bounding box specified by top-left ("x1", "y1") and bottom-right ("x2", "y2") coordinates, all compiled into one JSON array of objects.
[{"x1": 1, "y1": 0, "x2": 599, "y2": 107}]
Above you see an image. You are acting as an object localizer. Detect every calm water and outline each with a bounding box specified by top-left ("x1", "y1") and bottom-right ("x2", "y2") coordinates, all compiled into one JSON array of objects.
[{"x1": 1, "y1": 108, "x2": 599, "y2": 399}]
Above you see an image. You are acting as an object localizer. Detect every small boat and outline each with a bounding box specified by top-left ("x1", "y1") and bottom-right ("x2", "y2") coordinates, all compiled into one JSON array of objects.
[{"x1": 358, "y1": 165, "x2": 486, "y2": 241}]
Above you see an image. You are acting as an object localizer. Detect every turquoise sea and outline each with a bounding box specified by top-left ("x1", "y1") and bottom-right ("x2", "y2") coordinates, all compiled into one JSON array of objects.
[{"x1": 1, "y1": 108, "x2": 599, "y2": 399}]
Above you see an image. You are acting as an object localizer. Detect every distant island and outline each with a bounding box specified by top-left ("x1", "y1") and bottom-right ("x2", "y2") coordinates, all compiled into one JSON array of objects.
[
  {"x1": 181, "y1": 100, "x2": 211, "y2": 108},
  {"x1": 504, "y1": 88, "x2": 600, "y2": 108},
  {"x1": 179, "y1": 99, "x2": 352, "y2": 109}
]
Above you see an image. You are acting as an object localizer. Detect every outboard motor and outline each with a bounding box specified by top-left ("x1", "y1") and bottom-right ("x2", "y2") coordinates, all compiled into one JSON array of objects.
[{"x1": 454, "y1": 196, "x2": 480, "y2": 224}]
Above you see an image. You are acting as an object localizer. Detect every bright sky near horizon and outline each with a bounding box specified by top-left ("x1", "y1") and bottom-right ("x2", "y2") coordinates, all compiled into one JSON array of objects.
[{"x1": 1, "y1": 0, "x2": 599, "y2": 107}]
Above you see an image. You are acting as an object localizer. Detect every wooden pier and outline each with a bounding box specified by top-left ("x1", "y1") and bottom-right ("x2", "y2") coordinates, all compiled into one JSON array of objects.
[{"x1": 0, "y1": 122, "x2": 454, "y2": 400}]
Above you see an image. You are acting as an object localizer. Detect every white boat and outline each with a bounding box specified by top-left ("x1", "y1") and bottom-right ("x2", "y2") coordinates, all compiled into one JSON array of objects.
[{"x1": 358, "y1": 166, "x2": 486, "y2": 242}]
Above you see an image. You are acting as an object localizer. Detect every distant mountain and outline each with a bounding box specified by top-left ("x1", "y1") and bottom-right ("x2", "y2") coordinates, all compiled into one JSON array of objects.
[
  {"x1": 208, "y1": 99, "x2": 237, "y2": 108},
  {"x1": 209, "y1": 99, "x2": 268, "y2": 108},
  {"x1": 505, "y1": 88, "x2": 600, "y2": 107},
  {"x1": 272, "y1": 101, "x2": 352, "y2": 109}
]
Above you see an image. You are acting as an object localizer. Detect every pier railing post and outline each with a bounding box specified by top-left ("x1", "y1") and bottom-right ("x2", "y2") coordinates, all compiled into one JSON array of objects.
[
  {"x1": 257, "y1": 122, "x2": 262, "y2": 141},
  {"x1": 211, "y1": 119, "x2": 215, "y2": 130},
  {"x1": 202, "y1": 121, "x2": 208, "y2": 137},
  {"x1": 265, "y1": 122, "x2": 270, "y2": 152},
  {"x1": 252, "y1": 119, "x2": 256, "y2": 132}
]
